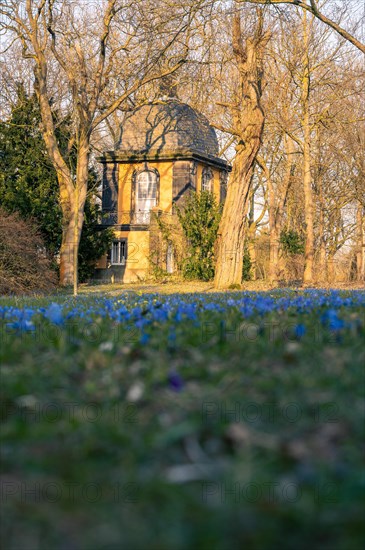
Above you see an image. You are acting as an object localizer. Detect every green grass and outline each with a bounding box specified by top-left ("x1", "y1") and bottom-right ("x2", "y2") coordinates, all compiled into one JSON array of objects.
[{"x1": 1, "y1": 288, "x2": 364, "y2": 549}]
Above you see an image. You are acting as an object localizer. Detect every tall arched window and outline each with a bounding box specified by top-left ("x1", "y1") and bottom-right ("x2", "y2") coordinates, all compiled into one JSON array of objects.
[
  {"x1": 134, "y1": 169, "x2": 158, "y2": 223},
  {"x1": 201, "y1": 167, "x2": 214, "y2": 193}
]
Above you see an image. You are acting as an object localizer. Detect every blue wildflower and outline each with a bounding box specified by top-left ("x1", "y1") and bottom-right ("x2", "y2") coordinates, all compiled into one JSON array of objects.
[
  {"x1": 321, "y1": 309, "x2": 345, "y2": 331},
  {"x1": 6, "y1": 319, "x2": 35, "y2": 333},
  {"x1": 295, "y1": 324, "x2": 306, "y2": 339},
  {"x1": 168, "y1": 371, "x2": 184, "y2": 392},
  {"x1": 44, "y1": 303, "x2": 64, "y2": 325},
  {"x1": 140, "y1": 332, "x2": 150, "y2": 345}
]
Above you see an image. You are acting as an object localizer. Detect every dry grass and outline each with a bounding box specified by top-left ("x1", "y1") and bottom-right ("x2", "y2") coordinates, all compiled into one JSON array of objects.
[{"x1": 79, "y1": 278, "x2": 364, "y2": 296}]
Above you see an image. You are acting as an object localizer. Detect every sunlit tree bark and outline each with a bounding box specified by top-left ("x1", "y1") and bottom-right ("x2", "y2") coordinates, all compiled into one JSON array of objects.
[{"x1": 214, "y1": 7, "x2": 269, "y2": 288}]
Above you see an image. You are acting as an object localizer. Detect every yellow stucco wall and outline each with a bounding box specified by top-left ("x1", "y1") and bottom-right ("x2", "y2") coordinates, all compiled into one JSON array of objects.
[
  {"x1": 118, "y1": 164, "x2": 134, "y2": 223},
  {"x1": 95, "y1": 230, "x2": 149, "y2": 281},
  {"x1": 118, "y1": 161, "x2": 174, "y2": 223},
  {"x1": 114, "y1": 229, "x2": 150, "y2": 282},
  {"x1": 157, "y1": 162, "x2": 174, "y2": 212},
  {"x1": 213, "y1": 167, "x2": 221, "y2": 199},
  {"x1": 117, "y1": 161, "x2": 173, "y2": 282}
]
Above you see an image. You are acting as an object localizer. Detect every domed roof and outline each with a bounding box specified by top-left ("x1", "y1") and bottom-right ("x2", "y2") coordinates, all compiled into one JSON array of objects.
[{"x1": 118, "y1": 101, "x2": 219, "y2": 157}]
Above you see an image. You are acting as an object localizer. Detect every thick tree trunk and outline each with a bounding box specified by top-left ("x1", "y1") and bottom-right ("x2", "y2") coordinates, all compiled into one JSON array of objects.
[
  {"x1": 215, "y1": 149, "x2": 257, "y2": 287},
  {"x1": 59, "y1": 207, "x2": 85, "y2": 287},
  {"x1": 59, "y1": 213, "x2": 81, "y2": 286},
  {"x1": 214, "y1": 11, "x2": 267, "y2": 289},
  {"x1": 57, "y1": 140, "x2": 89, "y2": 290}
]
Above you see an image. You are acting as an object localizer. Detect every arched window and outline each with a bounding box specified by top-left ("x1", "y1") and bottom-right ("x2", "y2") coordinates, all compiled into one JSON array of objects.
[
  {"x1": 201, "y1": 167, "x2": 214, "y2": 193},
  {"x1": 134, "y1": 169, "x2": 159, "y2": 223}
]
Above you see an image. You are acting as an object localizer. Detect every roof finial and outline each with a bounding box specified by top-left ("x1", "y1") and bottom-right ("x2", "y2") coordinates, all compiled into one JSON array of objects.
[{"x1": 158, "y1": 75, "x2": 178, "y2": 101}]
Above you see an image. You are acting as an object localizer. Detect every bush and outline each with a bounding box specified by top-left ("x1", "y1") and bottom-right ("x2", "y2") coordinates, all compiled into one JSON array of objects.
[
  {"x1": 177, "y1": 191, "x2": 222, "y2": 281},
  {"x1": 280, "y1": 229, "x2": 305, "y2": 255},
  {"x1": 0, "y1": 208, "x2": 57, "y2": 294}
]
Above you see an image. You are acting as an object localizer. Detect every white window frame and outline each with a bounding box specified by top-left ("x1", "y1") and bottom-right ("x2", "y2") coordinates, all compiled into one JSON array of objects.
[{"x1": 111, "y1": 240, "x2": 127, "y2": 265}]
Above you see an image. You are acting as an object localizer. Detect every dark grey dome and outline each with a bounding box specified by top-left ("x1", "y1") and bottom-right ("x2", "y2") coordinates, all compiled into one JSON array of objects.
[{"x1": 118, "y1": 101, "x2": 219, "y2": 157}]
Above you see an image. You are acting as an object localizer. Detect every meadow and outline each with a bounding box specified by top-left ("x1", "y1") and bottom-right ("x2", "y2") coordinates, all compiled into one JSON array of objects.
[{"x1": 1, "y1": 287, "x2": 364, "y2": 549}]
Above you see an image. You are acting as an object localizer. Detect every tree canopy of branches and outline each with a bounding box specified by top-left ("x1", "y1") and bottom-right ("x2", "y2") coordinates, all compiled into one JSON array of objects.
[{"x1": 236, "y1": 0, "x2": 365, "y2": 54}]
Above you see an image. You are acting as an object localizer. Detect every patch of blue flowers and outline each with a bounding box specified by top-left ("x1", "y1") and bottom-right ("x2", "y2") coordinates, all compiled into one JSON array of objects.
[{"x1": 1, "y1": 289, "x2": 364, "y2": 338}]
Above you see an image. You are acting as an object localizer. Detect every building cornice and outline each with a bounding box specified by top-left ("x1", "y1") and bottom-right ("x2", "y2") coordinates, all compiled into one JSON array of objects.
[{"x1": 98, "y1": 148, "x2": 232, "y2": 172}]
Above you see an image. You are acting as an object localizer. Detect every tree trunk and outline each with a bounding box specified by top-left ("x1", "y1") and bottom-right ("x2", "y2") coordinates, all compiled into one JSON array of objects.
[
  {"x1": 303, "y1": 119, "x2": 314, "y2": 284},
  {"x1": 267, "y1": 136, "x2": 294, "y2": 283},
  {"x1": 214, "y1": 149, "x2": 257, "y2": 287},
  {"x1": 317, "y1": 177, "x2": 326, "y2": 282},
  {"x1": 327, "y1": 254, "x2": 335, "y2": 282},
  {"x1": 59, "y1": 199, "x2": 86, "y2": 288},
  {"x1": 301, "y1": 14, "x2": 314, "y2": 285},
  {"x1": 214, "y1": 11, "x2": 267, "y2": 289},
  {"x1": 247, "y1": 186, "x2": 257, "y2": 281},
  {"x1": 59, "y1": 213, "x2": 79, "y2": 286},
  {"x1": 318, "y1": 240, "x2": 327, "y2": 282},
  {"x1": 267, "y1": 165, "x2": 278, "y2": 283},
  {"x1": 269, "y1": 228, "x2": 279, "y2": 283},
  {"x1": 248, "y1": 238, "x2": 257, "y2": 280},
  {"x1": 33, "y1": 54, "x2": 78, "y2": 287},
  {"x1": 58, "y1": 138, "x2": 89, "y2": 290},
  {"x1": 72, "y1": 138, "x2": 89, "y2": 294},
  {"x1": 356, "y1": 203, "x2": 365, "y2": 282}
]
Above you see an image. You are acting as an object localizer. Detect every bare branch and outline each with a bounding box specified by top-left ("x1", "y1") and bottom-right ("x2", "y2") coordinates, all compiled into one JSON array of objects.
[{"x1": 236, "y1": 0, "x2": 365, "y2": 54}]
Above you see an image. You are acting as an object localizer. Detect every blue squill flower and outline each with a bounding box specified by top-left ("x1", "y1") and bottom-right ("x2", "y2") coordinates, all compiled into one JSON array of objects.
[
  {"x1": 140, "y1": 332, "x2": 150, "y2": 345},
  {"x1": 321, "y1": 309, "x2": 345, "y2": 331},
  {"x1": 6, "y1": 319, "x2": 35, "y2": 332},
  {"x1": 295, "y1": 324, "x2": 306, "y2": 339},
  {"x1": 44, "y1": 303, "x2": 64, "y2": 325},
  {"x1": 168, "y1": 371, "x2": 184, "y2": 392}
]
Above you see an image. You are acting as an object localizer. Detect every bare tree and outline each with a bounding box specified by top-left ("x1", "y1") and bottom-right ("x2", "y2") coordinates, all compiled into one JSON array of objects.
[
  {"x1": 256, "y1": 137, "x2": 295, "y2": 282},
  {"x1": 0, "y1": 0, "x2": 199, "y2": 293},
  {"x1": 230, "y1": 2, "x2": 363, "y2": 285}
]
